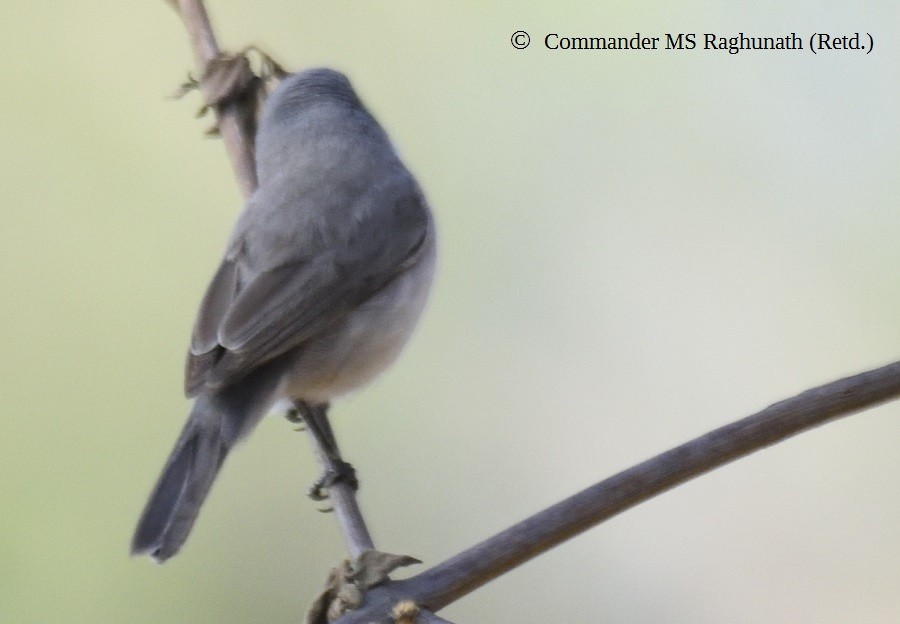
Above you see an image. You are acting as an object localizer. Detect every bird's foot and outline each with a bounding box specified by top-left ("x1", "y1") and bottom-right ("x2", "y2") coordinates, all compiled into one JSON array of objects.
[
  {"x1": 285, "y1": 407, "x2": 306, "y2": 431},
  {"x1": 308, "y1": 459, "x2": 359, "y2": 502}
]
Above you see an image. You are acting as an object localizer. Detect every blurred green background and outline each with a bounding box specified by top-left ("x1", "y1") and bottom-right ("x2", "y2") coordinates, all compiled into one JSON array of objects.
[{"x1": 1, "y1": 2, "x2": 898, "y2": 622}]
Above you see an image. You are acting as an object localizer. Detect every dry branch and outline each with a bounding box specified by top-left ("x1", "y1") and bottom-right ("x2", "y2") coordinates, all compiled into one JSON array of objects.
[{"x1": 334, "y1": 360, "x2": 900, "y2": 622}]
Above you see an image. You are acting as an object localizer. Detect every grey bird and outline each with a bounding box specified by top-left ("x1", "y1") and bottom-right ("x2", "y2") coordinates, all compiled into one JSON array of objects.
[{"x1": 131, "y1": 68, "x2": 436, "y2": 563}]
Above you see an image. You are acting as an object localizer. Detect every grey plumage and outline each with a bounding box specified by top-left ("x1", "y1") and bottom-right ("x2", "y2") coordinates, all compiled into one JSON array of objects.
[{"x1": 132, "y1": 68, "x2": 436, "y2": 562}]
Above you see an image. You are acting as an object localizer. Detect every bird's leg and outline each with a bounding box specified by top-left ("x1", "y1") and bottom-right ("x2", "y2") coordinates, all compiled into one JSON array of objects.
[{"x1": 291, "y1": 401, "x2": 358, "y2": 501}]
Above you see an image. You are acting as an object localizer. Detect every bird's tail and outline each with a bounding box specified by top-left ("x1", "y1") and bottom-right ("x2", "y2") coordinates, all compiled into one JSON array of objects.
[{"x1": 131, "y1": 395, "x2": 233, "y2": 563}]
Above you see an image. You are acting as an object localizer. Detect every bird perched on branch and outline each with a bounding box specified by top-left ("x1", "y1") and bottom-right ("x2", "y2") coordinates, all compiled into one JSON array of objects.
[{"x1": 132, "y1": 67, "x2": 436, "y2": 562}]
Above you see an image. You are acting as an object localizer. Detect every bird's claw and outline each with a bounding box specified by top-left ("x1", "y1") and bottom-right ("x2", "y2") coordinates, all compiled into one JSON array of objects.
[{"x1": 307, "y1": 460, "x2": 358, "y2": 502}]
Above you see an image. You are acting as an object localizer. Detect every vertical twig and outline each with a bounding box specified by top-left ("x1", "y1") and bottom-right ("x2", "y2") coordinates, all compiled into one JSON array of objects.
[
  {"x1": 173, "y1": 0, "x2": 258, "y2": 197},
  {"x1": 168, "y1": 0, "x2": 375, "y2": 560},
  {"x1": 301, "y1": 405, "x2": 376, "y2": 559}
]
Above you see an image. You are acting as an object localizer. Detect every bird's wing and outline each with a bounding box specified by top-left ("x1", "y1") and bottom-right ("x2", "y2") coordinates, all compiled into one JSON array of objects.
[{"x1": 184, "y1": 183, "x2": 429, "y2": 395}]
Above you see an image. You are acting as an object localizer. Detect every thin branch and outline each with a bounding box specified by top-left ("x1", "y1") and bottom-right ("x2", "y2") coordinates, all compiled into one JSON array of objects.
[
  {"x1": 172, "y1": 0, "x2": 257, "y2": 197},
  {"x1": 169, "y1": 0, "x2": 376, "y2": 564},
  {"x1": 334, "y1": 359, "x2": 900, "y2": 623},
  {"x1": 301, "y1": 405, "x2": 375, "y2": 559},
  {"x1": 329, "y1": 482, "x2": 376, "y2": 559}
]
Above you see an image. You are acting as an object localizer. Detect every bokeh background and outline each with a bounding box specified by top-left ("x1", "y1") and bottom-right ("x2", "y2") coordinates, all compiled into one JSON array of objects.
[{"x1": 1, "y1": 2, "x2": 898, "y2": 622}]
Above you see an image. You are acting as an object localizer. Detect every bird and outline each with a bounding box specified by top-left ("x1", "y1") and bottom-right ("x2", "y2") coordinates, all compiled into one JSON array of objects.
[{"x1": 131, "y1": 67, "x2": 436, "y2": 563}]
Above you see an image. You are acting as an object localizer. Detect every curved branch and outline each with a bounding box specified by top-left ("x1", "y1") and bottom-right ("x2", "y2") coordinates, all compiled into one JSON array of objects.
[{"x1": 335, "y1": 360, "x2": 900, "y2": 622}]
